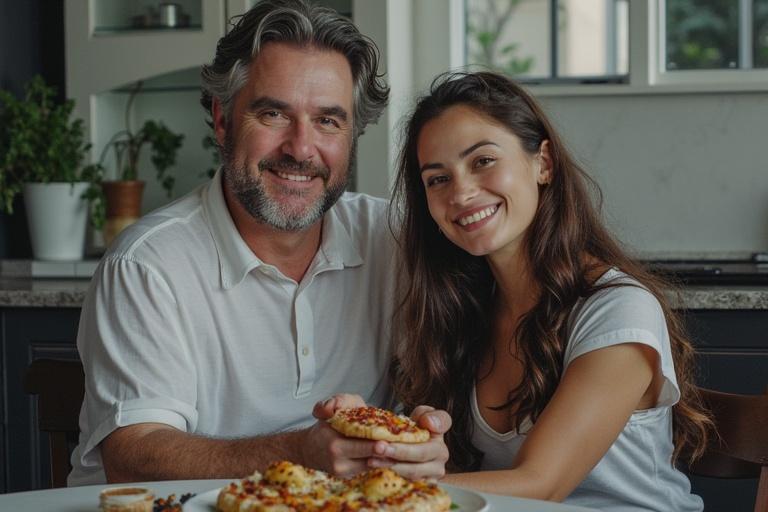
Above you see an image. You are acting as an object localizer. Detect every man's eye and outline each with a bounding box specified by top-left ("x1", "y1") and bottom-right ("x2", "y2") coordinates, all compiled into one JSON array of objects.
[
  {"x1": 319, "y1": 117, "x2": 340, "y2": 128},
  {"x1": 259, "y1": 111, "x2": 289, "y2": 125},
  {"x1": 259, "y1": 110, "x2": 284, "y2": 120}
]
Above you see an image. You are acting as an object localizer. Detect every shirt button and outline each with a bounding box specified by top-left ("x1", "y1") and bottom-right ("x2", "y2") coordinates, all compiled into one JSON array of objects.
[{"x1": 302, "y1": 346, "x2": 310, "y2": 356}]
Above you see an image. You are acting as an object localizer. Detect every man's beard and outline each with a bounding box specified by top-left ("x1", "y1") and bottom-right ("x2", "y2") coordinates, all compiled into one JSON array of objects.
[{"x1": 221, "y1": 132, "x2": 353, "y2": 232}]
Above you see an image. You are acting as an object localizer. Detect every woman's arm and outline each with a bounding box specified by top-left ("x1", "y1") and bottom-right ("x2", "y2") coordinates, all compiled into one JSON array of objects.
[{"x1": 442, "y1": 341, "x2": 659, "y2": 501}]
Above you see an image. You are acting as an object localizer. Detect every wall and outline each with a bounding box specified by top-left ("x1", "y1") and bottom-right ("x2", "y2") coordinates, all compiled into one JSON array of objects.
[{"x1": 540, "y1": 92, "x2": 768, "y2": 254}]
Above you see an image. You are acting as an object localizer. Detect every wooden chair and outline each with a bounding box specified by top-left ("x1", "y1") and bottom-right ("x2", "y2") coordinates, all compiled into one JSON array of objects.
[
  {"x1": 24, "y1": 359, "x2": 85, "y2": 488},
  {"x1": 687, "y1": 387, "x2": 768, "y2": 512}
]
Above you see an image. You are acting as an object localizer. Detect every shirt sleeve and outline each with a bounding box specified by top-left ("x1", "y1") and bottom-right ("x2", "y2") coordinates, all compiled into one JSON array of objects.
[
  {"x1": 564, "y1": 282, "x2": 681, "y2": 408},
  {"x1": 75, "y1": 255, "x2": 198, "y2": 469}
]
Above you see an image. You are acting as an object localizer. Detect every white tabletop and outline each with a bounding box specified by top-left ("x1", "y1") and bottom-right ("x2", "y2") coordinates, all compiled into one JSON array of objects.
[{"x1": 0, "y1": 479, "x2": 599, "y2": 511}]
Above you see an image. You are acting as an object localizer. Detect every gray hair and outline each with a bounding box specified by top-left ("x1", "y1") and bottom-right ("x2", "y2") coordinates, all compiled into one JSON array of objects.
[{"x1": 200, "y1": 0, "x2": 389, "y2": 138}]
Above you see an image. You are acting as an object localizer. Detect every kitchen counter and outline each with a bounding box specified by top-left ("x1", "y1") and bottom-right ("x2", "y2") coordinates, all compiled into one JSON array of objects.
[
  {"x1": 672, "y1": 286, "x2": 768, "y2": 310},
  {"x1": 0, "y1": 278, "x2": 767, "y2": 310},
  {"x1": 0, "y1": 278, "x2": 90, "y2": 308}
]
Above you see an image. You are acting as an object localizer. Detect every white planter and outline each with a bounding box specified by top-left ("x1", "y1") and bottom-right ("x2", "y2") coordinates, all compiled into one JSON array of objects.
[{"x1": 23, "y1": 182, "x2": 89, "y2": 261}]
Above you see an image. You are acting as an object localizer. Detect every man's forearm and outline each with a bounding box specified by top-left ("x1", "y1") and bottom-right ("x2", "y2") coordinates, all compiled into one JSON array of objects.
[{"x1": 103, "y1": 424, "x2": 307, "y2": 483}]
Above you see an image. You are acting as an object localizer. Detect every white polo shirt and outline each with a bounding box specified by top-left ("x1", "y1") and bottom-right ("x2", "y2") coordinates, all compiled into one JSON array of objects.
[{"x1": 68, "y1": 171, "x2": 396, "y2": 486}]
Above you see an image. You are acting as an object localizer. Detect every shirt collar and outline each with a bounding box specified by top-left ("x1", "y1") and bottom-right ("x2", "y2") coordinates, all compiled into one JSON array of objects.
[{"x1": 203, "y1": 169, "x2": 363, "y2": 290}]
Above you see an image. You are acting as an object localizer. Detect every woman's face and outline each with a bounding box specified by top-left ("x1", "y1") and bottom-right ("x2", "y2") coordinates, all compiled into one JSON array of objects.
[{"x1": 417, "y1": 104, "x2": 551, "y2": 259}]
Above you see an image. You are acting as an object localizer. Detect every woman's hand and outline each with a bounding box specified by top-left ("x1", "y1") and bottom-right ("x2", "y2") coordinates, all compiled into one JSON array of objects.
[{"x1": 368, "y1": 405, "x2": 452, "y2": 479}]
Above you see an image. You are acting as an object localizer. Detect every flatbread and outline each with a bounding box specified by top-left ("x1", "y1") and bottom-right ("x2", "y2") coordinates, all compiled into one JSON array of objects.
[{"x1": 328, "y1": 406, "x2": 431, "y2": 443}]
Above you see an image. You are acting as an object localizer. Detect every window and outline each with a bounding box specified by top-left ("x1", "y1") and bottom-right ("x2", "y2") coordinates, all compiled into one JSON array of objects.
[
  {"x1": 460, "y1": 0, "x2": 768, "y2": 93},
  {"x1": 651, "y1": 0, "x2": 768, "y2": 87},
  {"x1": 464, "y1": 0, "x2": 629, "y2": 84},
  {"x1": 664, "y1": 0, "x2": 767, "y2": 71},
  {"x1": 758, "y1": 0, "x2": 768, "y2": 67}
]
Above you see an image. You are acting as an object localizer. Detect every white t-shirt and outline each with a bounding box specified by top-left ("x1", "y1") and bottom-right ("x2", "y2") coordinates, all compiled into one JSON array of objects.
[
  {"x1": 471, "y1": 268, "x2": 703, "y2": 511},
  {"x1": 68, "y1": 172, "x2": 396, "y2": 486}
]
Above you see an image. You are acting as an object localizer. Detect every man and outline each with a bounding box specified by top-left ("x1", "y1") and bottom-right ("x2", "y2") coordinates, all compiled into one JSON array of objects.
[{"x1": 68, "y1": 0, "x2": 449, "y2": 486}]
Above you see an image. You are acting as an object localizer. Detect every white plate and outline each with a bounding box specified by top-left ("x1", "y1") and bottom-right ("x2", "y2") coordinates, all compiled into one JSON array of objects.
[
  {"x1": 183, "y1": 483, "x2": 489, "y2": 511},
  {"x1": 442, "y1": 483, "x2": 490, "y2": 511}
]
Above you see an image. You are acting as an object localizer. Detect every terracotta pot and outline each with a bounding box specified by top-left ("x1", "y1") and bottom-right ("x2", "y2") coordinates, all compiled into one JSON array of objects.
[{"x1": 101, "y1": 180, "x2": 145, "y2": 247}]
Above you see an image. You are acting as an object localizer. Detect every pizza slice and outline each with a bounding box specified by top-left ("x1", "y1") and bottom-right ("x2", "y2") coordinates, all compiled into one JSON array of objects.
[{"x1": 328, "y1": 406, "x2": 431, "y2": 443}]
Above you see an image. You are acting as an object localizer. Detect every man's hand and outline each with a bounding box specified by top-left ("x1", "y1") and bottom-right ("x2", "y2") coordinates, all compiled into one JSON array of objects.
[
  {"x1": 302, "y1": 394, "x2": 377, "y2": 477},
  {"x1": 368, "y1": 405, "x2": 451, "y2": 479}
]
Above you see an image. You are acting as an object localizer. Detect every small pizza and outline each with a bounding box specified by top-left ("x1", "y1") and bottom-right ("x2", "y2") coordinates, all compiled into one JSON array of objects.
[
  {"x1": 328, "y1": 406, "x2": 431, "y2": 443},
  {"x1": 216, "y1": 461, "x2": 451, "y2": 511}
]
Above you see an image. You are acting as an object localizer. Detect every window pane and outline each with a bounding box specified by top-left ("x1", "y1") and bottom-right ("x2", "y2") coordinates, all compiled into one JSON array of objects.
[
  {"x1": 756, "y1": 0, "x2": 768, "y2": 68},
  {"x1": 665, "y1": 0, "x2": 739, "y2": 70},
  {"x1": 465, "y1": 0, "x2": 628, "y2": 82},
  {"x1": 557, "y1": 0, "x2": 629, "y2": 77},
  {"x1": 465, "y1": 0, "x2": 551, "y2": 79}
]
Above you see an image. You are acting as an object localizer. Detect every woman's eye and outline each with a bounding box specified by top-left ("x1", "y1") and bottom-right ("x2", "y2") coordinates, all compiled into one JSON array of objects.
[
  {"x1": 475, "y1": 156, "x2": 495, "y2": 168},
  {"x1": 426, "y1": 175, "x2": 449, "y2": 187}
]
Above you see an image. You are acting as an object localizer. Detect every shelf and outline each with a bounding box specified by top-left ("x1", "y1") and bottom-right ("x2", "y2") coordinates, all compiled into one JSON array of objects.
[
  {"x1": 110, "y1": 68, "x2": 201, "y2": 93},
  {"x1": 94, "y1": 25, "x2": 203, "y2": 35},
  {"x1": 93, "y1": 0, "x2": 203, "y2": 35}
]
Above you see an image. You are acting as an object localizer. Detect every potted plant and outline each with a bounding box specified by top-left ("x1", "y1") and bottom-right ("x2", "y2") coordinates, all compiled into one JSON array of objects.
[
  {"x1": 0, "y1": 76, "x2": 102, "y2": 260},
  {"x1": 95, "y1": 80, "x2": 184, "y2": 246}
]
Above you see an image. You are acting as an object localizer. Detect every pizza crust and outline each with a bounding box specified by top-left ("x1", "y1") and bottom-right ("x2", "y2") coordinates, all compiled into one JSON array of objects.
[{"x1": 328, "y1": 406, "x2": 431, "y2": 443}]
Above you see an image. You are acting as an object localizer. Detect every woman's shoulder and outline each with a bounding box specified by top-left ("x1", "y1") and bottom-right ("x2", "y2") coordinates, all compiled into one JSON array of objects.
[
  {"x1": 585, "y1": 267, "x2": 661, "y2": 312},
  {"x1": 566, "y1": 267, "x2": 667, "y2": 353}
]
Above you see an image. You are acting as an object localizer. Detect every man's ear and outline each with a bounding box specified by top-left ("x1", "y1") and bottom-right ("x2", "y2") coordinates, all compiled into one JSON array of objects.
[
  {"x1": 212, "y1": 97, "x2": 227, "y2": 147},
  {"x1": 537, "y1": 139, "x2": 553, "y2": 185}
]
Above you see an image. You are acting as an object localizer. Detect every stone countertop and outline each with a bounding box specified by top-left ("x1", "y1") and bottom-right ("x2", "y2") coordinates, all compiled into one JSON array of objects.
[
  {"x1": 0, "y1": 278, "x2": 91, "y2": 308},
  {"x1": 670, "y1": 286, "x2": 768, "y2": 310},
  {"x1": 0, "y1": 278, "x2": 767, "y2": 310}
]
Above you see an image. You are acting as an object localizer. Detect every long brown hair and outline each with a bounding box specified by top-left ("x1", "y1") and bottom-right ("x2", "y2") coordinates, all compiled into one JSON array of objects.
[{"x1": 390, "y1": 72, "x2": 712, "y2": 471}]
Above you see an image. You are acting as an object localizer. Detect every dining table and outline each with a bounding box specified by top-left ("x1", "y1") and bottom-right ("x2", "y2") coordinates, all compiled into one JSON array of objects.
[{"x1": 0, "y1": 478, "x2": 601, "y2": 511}]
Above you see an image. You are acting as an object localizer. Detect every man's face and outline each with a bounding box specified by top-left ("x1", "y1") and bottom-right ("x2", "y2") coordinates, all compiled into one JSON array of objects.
[{"x1": 216, "y1": 42, "x2": 355, "y2": 231}]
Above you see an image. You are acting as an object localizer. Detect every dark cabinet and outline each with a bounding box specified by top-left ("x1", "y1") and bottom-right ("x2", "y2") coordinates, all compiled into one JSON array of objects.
[
  {"x1": 0, "y1": 307, "x2": 80, "y2": 493},
  {"x1": 682, "y1": 309, "x2": 768, "y2": 512}
]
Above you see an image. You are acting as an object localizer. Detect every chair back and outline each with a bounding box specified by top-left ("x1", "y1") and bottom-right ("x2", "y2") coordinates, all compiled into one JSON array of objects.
[
  {"x1": 24, "y1": 359, "x2": 84, "y2": 488},
  {"x1": 687, "y1": 387, "x2": 768, "y2": 512}
]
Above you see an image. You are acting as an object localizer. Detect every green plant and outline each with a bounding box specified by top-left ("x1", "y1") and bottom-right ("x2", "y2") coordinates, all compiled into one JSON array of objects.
[
  {"x1": 467, "y1": 0, "x2": 535, "y2": 76},
  {"x1": 96, "y1": 81, "x2": 184, "y2": 196},
  {"x1": 0, "y1": 76, "x2": 102, "y2": 223}
]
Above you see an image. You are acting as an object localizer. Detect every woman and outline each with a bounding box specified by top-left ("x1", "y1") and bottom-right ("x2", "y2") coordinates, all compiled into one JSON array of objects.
[{"x1": 388, "y1": 72, "x2": 712, "y2": 511}]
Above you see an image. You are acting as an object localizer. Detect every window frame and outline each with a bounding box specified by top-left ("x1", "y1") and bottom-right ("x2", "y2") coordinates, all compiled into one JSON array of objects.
[
  {"x1": 463, "y1": 0, "x2": 630, "y2": 85},
  {"x1": 454, "y1": 0, "x2": 768, "y2": 97},
  {"x1": 653, "y1": 0, "x2": 766, "y2": 80}
]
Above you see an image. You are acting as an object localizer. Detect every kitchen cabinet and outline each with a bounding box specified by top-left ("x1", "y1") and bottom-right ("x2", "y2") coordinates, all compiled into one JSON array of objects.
[
  {"x1": 682, "y1": 309, "x2": 768, "y2": 512},
  {"x1": 0, "y1": 308, "x2": 80, "y2": 493}
]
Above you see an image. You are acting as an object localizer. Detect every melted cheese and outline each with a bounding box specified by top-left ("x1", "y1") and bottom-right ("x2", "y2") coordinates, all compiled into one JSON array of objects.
[{"x1": 361, "y1": 468, "x2": 408, "y2": 500}]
